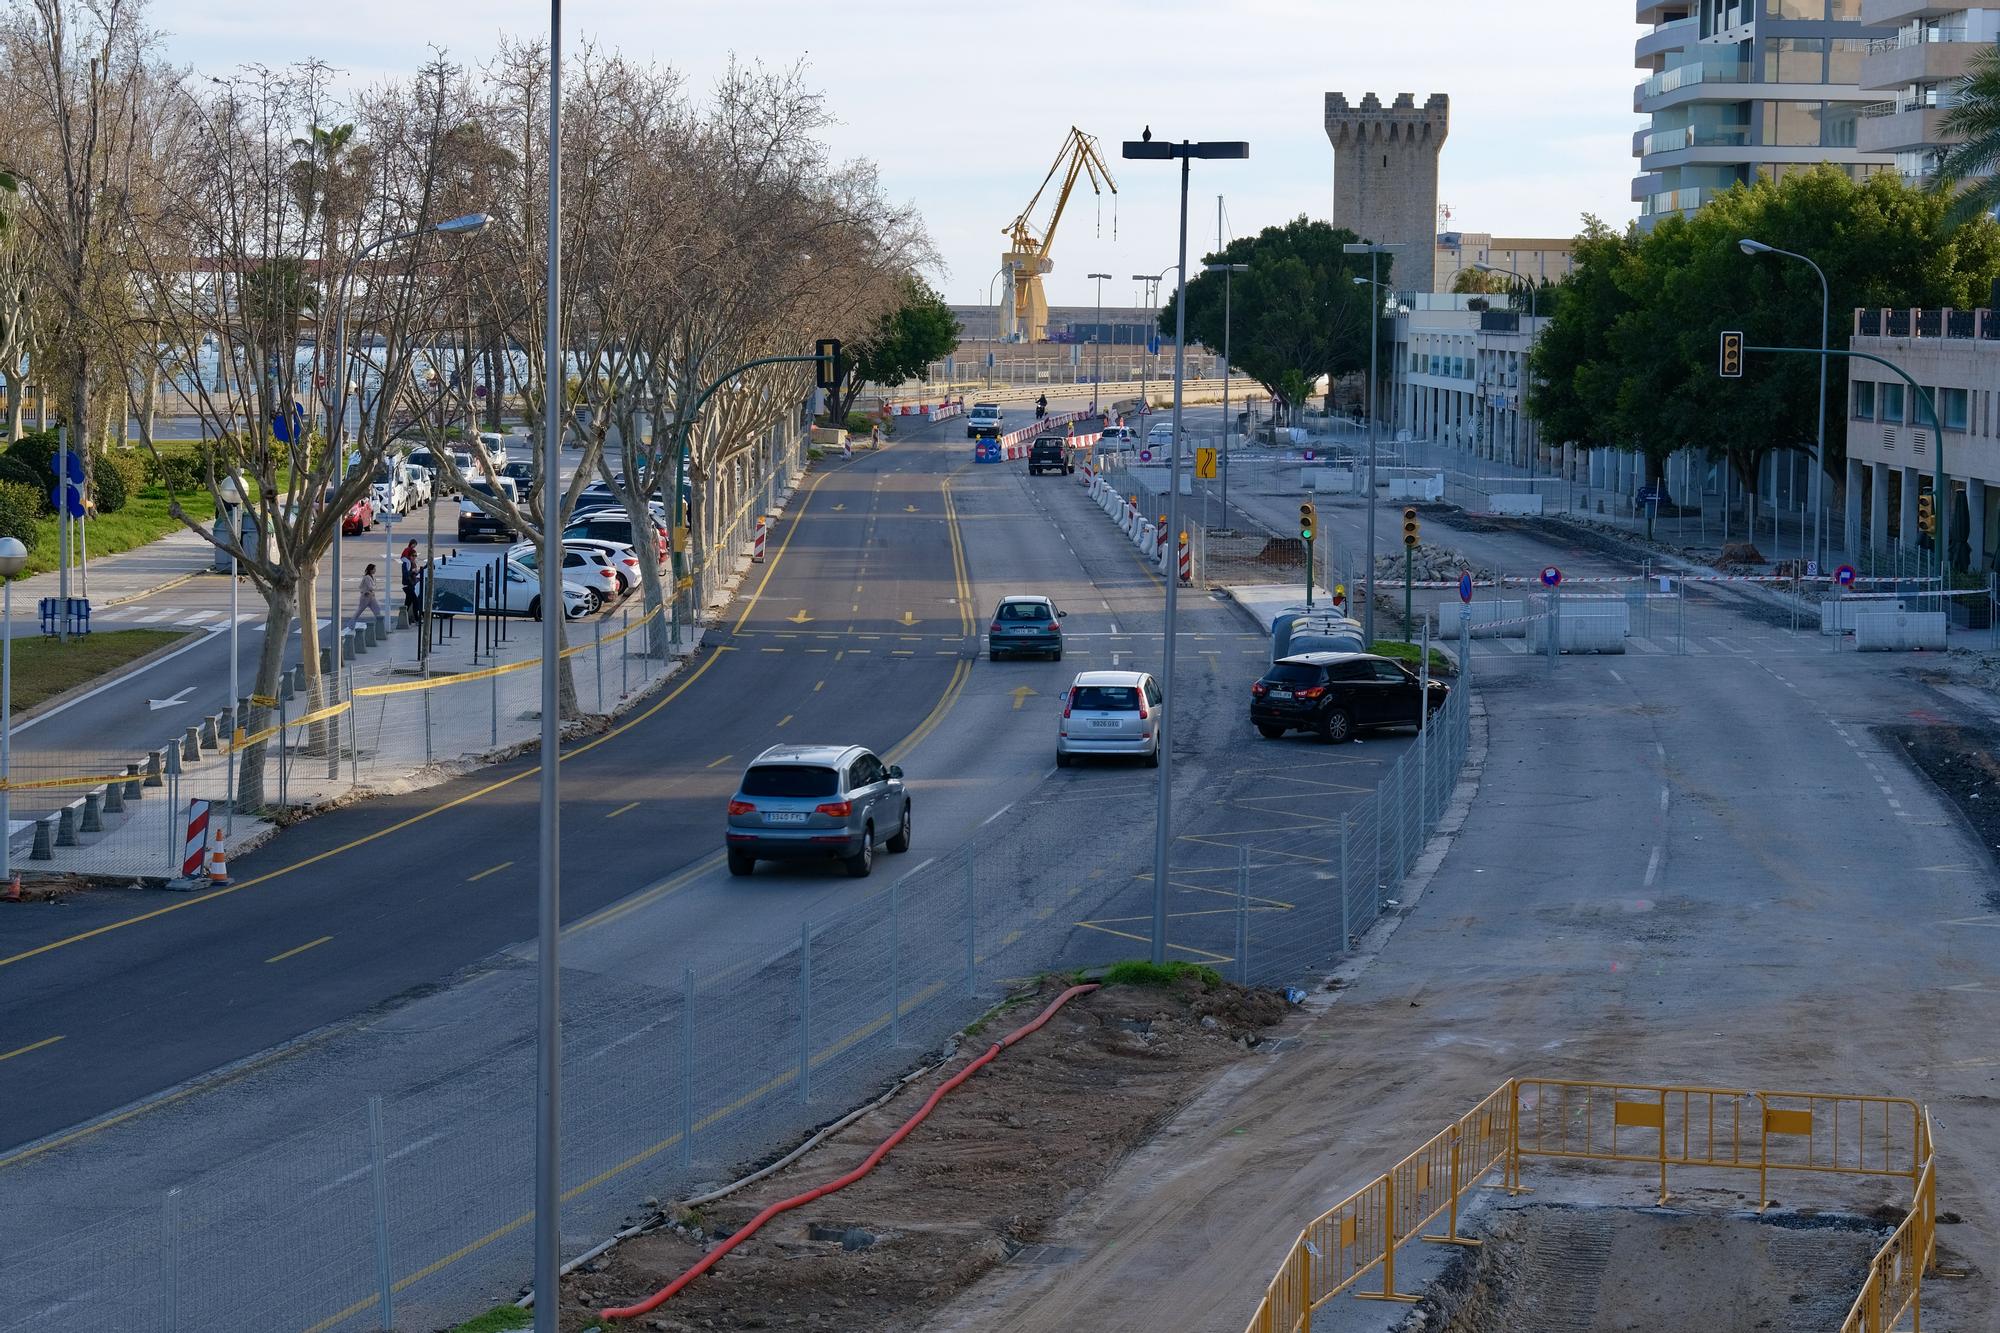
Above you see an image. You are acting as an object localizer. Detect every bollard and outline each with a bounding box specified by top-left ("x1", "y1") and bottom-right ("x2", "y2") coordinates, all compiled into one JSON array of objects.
[
  {"x1": 82, "y1": 790, "x2": 105, "y2": 833},
  {"x1": 30, "y1": 816, "x2": 54, "y2": 860},
  {"x1": 289, "y1": 663, "x2": 305, "y2": 694},
  {"x1": 104, "y1": 779, "x2": 125, "y2": 815},
  {"x1": 144, "y1": 749, "x2": 165, "y2": 788},
  {"x1": 55, "y1": 804, "x2": 79, "y2": 847},
  {"x1": 199, "y1": 715, "x2": 221, "y2": 751},
  {"x1": 182, "y1": 728, "x2": 202, "y2": 763},
  {"x1": 319, "y1": 645, "x2": 333, "y2": 675},
  {"x1": 123, "y1": 764, "x2": 143, "y2": 801}
]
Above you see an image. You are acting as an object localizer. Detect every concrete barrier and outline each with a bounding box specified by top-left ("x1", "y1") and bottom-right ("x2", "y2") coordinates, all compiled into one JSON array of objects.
[
  {"x1": 55, "y1": 804, "x2": 79, "y2": 847},
  {"x1": 200, "y1": 715, "x2": 221, "y2": 750},
  {"x1": 104, "y1": 780, "x2": 124, "y2": 815},
  {"x1": 1386, "y1": 473, "x2": 1444, "y2": 502},
  {"x1": 1436, "y1": 600, "x2": 1530, "y2": 636},
  {"x1": 123, "y1": 764, "x2": 142, "y2": 801},
  {"x1": 1529, "y1": 613, "x2": 1627, "y2": 654},
  {"x1": 1821, "y1": 598, "x2": 1907, "y2": 635},
  {"x1": 1302, "y1": 468, "x2": 1357, "y2": 493},
  {"x1": 183, "y1": 727, "x2": 203, "y2": 762},
  {"x1": 1853, "y1": 610, "x2": 1948, "y2": 651},
  {"x1": 1489, "y1": 493, "x2": 1545, "y2": 516}
]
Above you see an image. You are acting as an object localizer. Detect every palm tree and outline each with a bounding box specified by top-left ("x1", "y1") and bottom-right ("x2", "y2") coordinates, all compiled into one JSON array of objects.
[{"x1": 1937, "y1": 47, "x2": 2000, "y2": 223}]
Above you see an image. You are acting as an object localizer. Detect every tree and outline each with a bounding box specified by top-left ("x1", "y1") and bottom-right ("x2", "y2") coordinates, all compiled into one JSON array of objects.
[
  {"x1": 1160, "y1": 216, "x2": 1380, "y2": 419},
  {"x1": 1449, "y1": 267, "x2": 1510, "y2": 295},
  {"x1": 827, "y1": 276, "x2": 957, "y2": 421},
  {"x1": 1938, "y1": 45, "x2": 2000, "y2": 224}
]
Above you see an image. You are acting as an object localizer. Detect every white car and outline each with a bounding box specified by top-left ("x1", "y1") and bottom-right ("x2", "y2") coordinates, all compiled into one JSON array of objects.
[
  {"x1": 1145, "y1": 423, "x2": 1180, "y2": 452},
  {"x1": 476, "y1": 431, "x2": 512, "y2": 468},
  {"x1": 431, "y1": 554, "x2": 590, "y2": 620},
  {"x1": 368, "y1": 463, "x2": 423, "y2": 518},
  {"x1": 1099, "y1": 425, "x2": 1137, "y2": 445},
  {"x1": 1056, "y1": 670, "x2": 1164, "y2": 768},
  {"x1": 557, "y1": 536, "x2": 644, "y2": 594},
  {"x1": 966, "y1": 403, "x2": 1003, "y2": 438},
  {"x1": 507, "y1": 541, "x2": 625, "y2": 609}
]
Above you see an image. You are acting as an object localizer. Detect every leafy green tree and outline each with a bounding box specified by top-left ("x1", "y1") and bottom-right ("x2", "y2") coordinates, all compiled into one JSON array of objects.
[
  {"x1": 828, "y1": 277, "x2": 958, "y2": 421},
  {"x1": 1939, "y1": 46, "x2": 2000, "y2": 223},
  {"x1": 1162, "y1": 216, "x2": 1382, "y2": 418}
]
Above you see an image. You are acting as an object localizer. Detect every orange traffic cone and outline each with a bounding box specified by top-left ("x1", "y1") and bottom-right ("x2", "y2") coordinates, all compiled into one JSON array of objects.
[
  {"x1": 207, "y1": 831, "x2": 231, "y2": 886},
  {"x1": 3, "y1": 873, "x2": 20, "y2": 903}
]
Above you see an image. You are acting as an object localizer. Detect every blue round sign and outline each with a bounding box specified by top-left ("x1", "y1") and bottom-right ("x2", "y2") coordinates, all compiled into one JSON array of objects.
[
  {"x1": 1459, "y1": 571, "x2": 1473, "y2": 604},
  {"x1": 1540, "y1": 565, "x2": 1563, "y2": 588},
  {"x1": 1835, "y1": 563, "x2": 1856, "y2": 587}
]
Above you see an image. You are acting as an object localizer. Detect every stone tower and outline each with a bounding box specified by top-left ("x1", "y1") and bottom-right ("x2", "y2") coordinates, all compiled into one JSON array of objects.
[{"x1": 1325, "y1": 92, "x2": 1449, "y2": 291}]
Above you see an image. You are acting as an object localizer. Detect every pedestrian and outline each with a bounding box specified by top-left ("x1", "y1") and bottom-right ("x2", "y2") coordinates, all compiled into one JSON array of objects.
[
  {"x1": 352, "y1": 563, "x2": 383, "y2": 628},
  {"x1": 399, "y1": 540, "x2": 420, "y2": 618}
]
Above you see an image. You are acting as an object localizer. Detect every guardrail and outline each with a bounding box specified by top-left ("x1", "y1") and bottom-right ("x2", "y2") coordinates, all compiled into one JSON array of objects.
[{"x1": 1244, "y1": 1076, "x2": 1936, "y2": 1333}]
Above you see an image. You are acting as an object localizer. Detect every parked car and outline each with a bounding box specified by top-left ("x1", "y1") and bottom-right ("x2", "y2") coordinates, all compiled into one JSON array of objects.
[
  {"x1": 564, "y1": 510, "x2": 669, "y2": 567},
  {"x1": 508, "y1": 541, "x2": 621, "y2": 610},
  {"x1": 1249, "y1": 651, "x2": 1448, "y2": 743},
  {"x1": 500, "y1": 459, "x2": 538, "y2": 487},
  {"x1": 1145, "y1": 422, "x2": 1179, "y2": 451},
  {"x1": 1099, "y1": 424, "x2": 1137, "y2": 446},
  {"x1": 988, "y1": 595, "x2": 1065, "y2": 660},
  {"x1": 341, "y1": 496, "x2": 375, "y2": 536},
  {"x1": 476, "y1": 431, "x2": 512, "y2": 468},
  {"x1": 405, "y1": 447, "x2": 454, "y2": 495},
  {"x1": 458, "y1": 477, "x2": 521, "y2": 542},
  {"x1": 725, "y1": 744, "x2": 911, "y2": 878},
  {"x1": 1056, "y1": 670, "x2": 1163, "y2": 767},
  {"x1": 1028, "y1": 437, "x2": 1073, "y2": 476},
  {"x1": 558, "y1": 536, "x2": 643, "y2": 593},
  {"x1": 430, "y1": 553, "x2": 590, "y2": 620},
  {"x1": 1272, "y1": 609, "x2": 1364, "y2": 660},
  {"x1": 966, "y1": 403, "x2": 1003, "y2": 438}
]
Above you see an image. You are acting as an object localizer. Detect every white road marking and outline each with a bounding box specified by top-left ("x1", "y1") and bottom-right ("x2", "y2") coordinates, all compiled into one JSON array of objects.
[
  {"x1": 979, "y1": 801, "x2": 1016, "y2": 828},
  {"x1": 1644, "y1": 845, "x2": 1663, "y2": 888},
  {"x1": 1655, "y1": 743, "x2": 1667, "y2": 759},
  {"x1": 1659, "y1": 787, "x2": 1669, "y2": 812},
  {"x1": 1609, "y1": 669, "x2": 1625, "y2": 684}
]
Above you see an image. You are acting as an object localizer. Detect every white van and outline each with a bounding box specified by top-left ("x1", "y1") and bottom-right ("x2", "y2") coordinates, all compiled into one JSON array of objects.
[{"x1": 476, "y1": 431, "x2": 511, "y2": 468}]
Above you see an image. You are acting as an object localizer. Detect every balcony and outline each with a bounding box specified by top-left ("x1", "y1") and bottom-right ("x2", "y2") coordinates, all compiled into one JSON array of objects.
[
  {"x1": 1862, "y1": 0, "x2": 1971, "y2": 25},
  {"x1": 1861, "y1": 28, "x2": 1984, "y2": 92},
  {"x1": 1637, "y1": 0, "x2": 1687, "y2": 21},
  {"x1": 1854, "y1": 306, "x2": 2000, "y2": 340},
  {"x1": 1635, "y1": 60, "x2": 1752, "y2": 112},
  {"x1": 1639, "y1": 185, "x2": 1715, "y2": 216},
  {"x1": 1858, "y1": 99, "x2": 1959, "y2": 155},
  {"x1": 1636, "y1": 16, "x2": 1698, "y2": 67}
]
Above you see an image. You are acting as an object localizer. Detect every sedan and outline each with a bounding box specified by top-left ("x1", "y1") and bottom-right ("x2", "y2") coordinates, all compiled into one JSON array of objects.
[
  {"x1": 341, "y1": 497, "x2": 375, "y2": 536},
  {"x1": 988, "y1": 595, "x2": 1066, "y2": 660},
  {"x1": 1250, "y1": 651, "x2": 1448, "y2": 743}
]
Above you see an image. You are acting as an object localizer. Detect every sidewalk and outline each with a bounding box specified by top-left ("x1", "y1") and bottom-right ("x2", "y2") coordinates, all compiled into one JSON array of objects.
[{"x1": 9, "y1": 524, "x2": 216, "y2": 614}]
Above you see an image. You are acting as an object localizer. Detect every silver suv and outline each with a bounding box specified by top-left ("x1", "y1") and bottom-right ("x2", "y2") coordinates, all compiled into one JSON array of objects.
[{"x1": 725, "y1": 744, "x2": 912, "y2": 878}]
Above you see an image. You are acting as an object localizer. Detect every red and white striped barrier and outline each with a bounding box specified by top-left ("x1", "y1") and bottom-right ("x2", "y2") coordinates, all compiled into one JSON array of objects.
[
  {"x1": 752, "y1": 516, "x2": 767, "y2": 563},
  {"x1": 180, "y1": 798, "x2": 210, "y2": 879},
  {"x1": 1178, "y1": 531, "x2": 1192, "y2": 585}
]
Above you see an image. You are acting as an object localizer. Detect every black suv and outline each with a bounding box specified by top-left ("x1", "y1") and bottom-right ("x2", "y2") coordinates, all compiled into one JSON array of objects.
[
  {"x1": 1027, "y1": 437, "x2": 1073, "y2": 476},
  {"x1": 1249, "y1": 651, "x2": 1447, "y2": 743}
]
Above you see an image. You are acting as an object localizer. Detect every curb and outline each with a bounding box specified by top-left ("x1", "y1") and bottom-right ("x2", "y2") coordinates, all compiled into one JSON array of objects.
[
  {"x1": 102, "y1": 567, "x2": 208, "y2": 609},
  {"x1": 12, "y1": 628, "x2": 204, "y2": 724}
]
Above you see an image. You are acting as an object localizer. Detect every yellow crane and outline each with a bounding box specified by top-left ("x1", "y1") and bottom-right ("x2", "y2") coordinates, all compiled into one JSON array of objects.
[{"x1": 1001, "y1": 127, "x2": 1118, "y2": 343}]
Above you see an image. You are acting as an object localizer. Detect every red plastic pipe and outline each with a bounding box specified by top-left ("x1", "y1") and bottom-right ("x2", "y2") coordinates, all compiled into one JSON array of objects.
[{"x1": 601, "y1": 982, "x2": 1102, "y2": 1321}]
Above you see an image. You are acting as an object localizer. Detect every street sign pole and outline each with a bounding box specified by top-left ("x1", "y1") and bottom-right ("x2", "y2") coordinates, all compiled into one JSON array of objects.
[
  {"x1": 1305, "y1": 535, "x2": 1315, "y2": 610},
  {"x1": 1404, "y1": 545, "x2": 1413, "y2": 636}
]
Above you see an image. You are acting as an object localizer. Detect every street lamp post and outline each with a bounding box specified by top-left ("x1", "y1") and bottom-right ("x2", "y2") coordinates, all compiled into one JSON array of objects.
[
  {"x1": 1088, "y1": 272, "x2": 1112, "y2": 416},
  {"x1": 986, "y1": 266, "x2": 1008, "y2": 388},
  {"x1": 1344, "y1": 242, "x2": 1404, "y2": 648},
  {"x1": 1739, "y1": 238, "x2": 1828, "y2": 568},
  {"x1": 0, "y1": 536, "x2": 26, "y2": 886},
  {"x1": 1204, "y1": 262, "x2": 1249, "y2": 532},
  {"x1": 217, "y1": 476, "x2": 243, "y2": 835},
  {"x1": 1474, "y1": 262, "x2": 1540, "y2": 480},
  {"x1": 1123, "y1": 133, "x2": 1249, "y2": 967}
]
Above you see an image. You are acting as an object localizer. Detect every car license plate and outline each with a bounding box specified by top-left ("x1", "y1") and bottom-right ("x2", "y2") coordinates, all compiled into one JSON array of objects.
[
  {"x1": 1269, "y1": 690, "x2": 1292, "y2": 699},
  {"x1": 765, "y1": 812, "x2": 808, "y2": 824},
  {"x1": 1089, "y1": 718, "x2": 1118, "y2": 728},
  {"x1": 1009, "y1": 627, "x2": 1036, "y2": 634}
]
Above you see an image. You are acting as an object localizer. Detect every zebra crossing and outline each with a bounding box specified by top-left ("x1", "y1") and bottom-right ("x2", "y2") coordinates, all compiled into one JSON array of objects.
[
  {"x1": 91, "y1": 605, "x2": 333, "y2": 632},
  {"x1": 1468, "y1": 630, "x2": 1823, "y2": 657}
]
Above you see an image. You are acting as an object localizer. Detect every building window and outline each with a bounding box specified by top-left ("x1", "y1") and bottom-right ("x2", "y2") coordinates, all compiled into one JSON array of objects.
[
  {"x1": 1942, "y1": 387, "x2": 1969, "y2": 432},
  {"x1": 1821, "y1": 102, "x2": 1858, "y2": 148},
  {"x1": 1828, "y1": 0, "x2": 1858, "y2": 17},
  {"x1": 1827, "y1": 38, "x2": 1867, "y2": 85},
  {"x1": 1763, "y1": 37, "x2": 1825, "y2": 83},
  {"x1": 1764, "y1": 0, "x2": 1823, "y2": 15},
  {"x1": 1881, "y1": 382, "x2": 1906, "y2": 424},
  {"x1": 1852, "y1": 380, "x2": 1876, "y2": 420},
  {"x1": 1763, "y1": 101, "x2": 1822, "y2": 147}
]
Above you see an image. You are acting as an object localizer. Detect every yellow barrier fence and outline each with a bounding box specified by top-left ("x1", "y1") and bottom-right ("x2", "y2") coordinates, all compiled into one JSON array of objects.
[{"x1": 1244, "y1": 1077, "x2": 1938, "y2": 1333}]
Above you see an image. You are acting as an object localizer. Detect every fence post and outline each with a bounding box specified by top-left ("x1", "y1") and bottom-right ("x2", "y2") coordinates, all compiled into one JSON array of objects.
[
  {"x1": 1547, "y1": 585, "x2": 1560, "y2": 671},
  {"x1": 1372, "y1": 788, "x2": 1383, "y2": 915},
  {"x1": 889, "y1": 874, "x2": 903, "y2": 1046},
  {"x1": 422, "y1": 687, "x2": 433, "y2": 768},
  {"x1": 1235, "y1": 844, "x2": 1249, "y2": 986},
  {"x1": 594, "y1": 618, "x2": 604, "y2": 713},
  {"x1": 963, "y1": 861, "x2": 979, "y2": 994},
  {"x1": 798, "y1": 919, "x2": 813, "y2": 1103},
  {"x1": 1339, "y1": 816, "x2": 1352, "y2": 952},
  {"x1": 159, "y1": 1186, "x2": 182, "y2": 1333},
  {"x1": 490, "y1": 667, "x2": 498, "y2": 748},
  {"x1": 679, "y1": 965, "x2": 695, "y2": 1168},
  {"x1": 621, "y1": 606, "x2": 630, "y2": 696},
  {"x1": 367, "y1": 1095, "x2": 394, "y2": 1331},
  {"x1": 346, "y1": 664, "x2": 359, "y2": 790}
]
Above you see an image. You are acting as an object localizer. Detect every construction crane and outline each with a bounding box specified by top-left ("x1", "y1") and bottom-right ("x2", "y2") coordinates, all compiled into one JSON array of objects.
[{"x1": 1001, "y1": 127, "x2": 1117, "y2": 343}]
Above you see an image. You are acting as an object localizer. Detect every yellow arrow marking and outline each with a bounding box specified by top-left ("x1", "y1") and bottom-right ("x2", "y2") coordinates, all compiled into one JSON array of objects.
[
  {"x1": 900, "y1": 611, "x2": 921, "y2": 626},
  {"x1": 1011, "y1": 685, "x2": 1037, "y2": 711},
  {"x1": 787, "y1": 609, "x2": 814, "y2": 624},
  {"x1": 904, "y1": 504, "x2": 920, "y2": 513},
  {"x1": 831, "y1": 503, "x2": 845, "y2": 511}
]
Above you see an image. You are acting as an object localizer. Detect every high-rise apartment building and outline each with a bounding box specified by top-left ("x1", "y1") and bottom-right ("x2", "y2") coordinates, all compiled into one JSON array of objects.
[
  {"x1": 1857, "y1": 4, "x2": 2000, "y2": 183},
  {"x1": 1633, "y1": 1, "x2": 1894, "y2": 227}
]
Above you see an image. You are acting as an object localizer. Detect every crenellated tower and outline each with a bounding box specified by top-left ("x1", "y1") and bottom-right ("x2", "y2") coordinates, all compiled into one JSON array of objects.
[{"x1": 1324, "y1": 92, "x2": 1449, "y2": 290}]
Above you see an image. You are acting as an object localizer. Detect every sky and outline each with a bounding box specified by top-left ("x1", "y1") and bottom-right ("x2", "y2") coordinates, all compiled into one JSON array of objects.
[{"x1": 146, "y1": 0, "x2": 1641, "y2": 310}]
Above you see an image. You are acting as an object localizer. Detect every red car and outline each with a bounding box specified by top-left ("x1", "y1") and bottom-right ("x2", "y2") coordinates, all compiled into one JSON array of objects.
[{"x1": 341, "y1": 497, "x2": 375, "y2": 536}]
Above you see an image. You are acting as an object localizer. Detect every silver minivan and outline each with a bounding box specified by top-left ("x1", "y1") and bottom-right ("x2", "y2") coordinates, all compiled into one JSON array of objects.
[
  {"x1": 1056, "y1": 670, "x2": 1163, "y2": 768},
  {"x1": 725, "y1": 744, "x2": 912, "y2": 878}
]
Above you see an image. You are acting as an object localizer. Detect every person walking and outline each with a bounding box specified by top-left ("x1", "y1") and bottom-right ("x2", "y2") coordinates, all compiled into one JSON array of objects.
[
  {"x1": 352, "y1": 563, "x2": 384, "y2": 628},
  {"x1": 399, "y1": 540, "x2": 420, "y2": 619}
]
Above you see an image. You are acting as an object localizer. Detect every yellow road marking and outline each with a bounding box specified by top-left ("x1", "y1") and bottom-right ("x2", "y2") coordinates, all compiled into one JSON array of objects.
[
  {"x1": 814, "y1": 680, "x2": 824, "y2": 691},
  {"x1": 606, "y1": 802, "x2": 639, "y2": 819},
  {"x1": 776, "y1": 714, "x2": 793, "y2": 728},
  {"x1": 731, "y1": 472, "x2": 828, "y2": 634},
  {"x1": 705, "y1": 754, "x2": 732, "y2": 769},
  {"x1": 265, "y1": 935, "x2": 333, "y2": 964},
  {"x1": 467, "y1": 861, "x2": 513, "y2": 882},
  {"x1": 0, "y1": 1034, "x2": 63, "y2": 1063},
  {"x1": 0, "y1": 646, "x2": 732, "y2": 973},
  {"x1": 1011, "y1": 685, "x2": 1037, "y2": 710},
  {"x1": 1073, "y1": 920, "x2": 1233, "y2": 964}
]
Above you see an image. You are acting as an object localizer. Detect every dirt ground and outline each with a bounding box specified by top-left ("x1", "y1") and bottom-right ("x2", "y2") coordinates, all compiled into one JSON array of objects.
[
  {"x1": 1406, "y1": 1203, "x2": 1887, "y2": 1333},
  {"x1": 554, "y1": 974, "x2": 1288, "y2": 1332}
]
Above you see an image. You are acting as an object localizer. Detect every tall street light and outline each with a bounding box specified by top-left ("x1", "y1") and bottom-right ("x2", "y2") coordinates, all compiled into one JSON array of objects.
[
  {"x1": 1474, "y1": 262, "x2": 1539, "y2": 480},
  {"x1": 0, "y1": 536, "x2": 26, "y2": 888},
  {"x1": 1132, "y1": 267, "x2": 1179, "y2": 419},
  {"x1": 1739, "y1": 238, "x2": 1828, "y2": 568},
  {"x1": 1087, "y1": 272, "x2": 1112, "y2": 415},
  {"x1": 1204, "y1": 262, "x2": 1249, "y2": 533},
  {"x1": 217, "y1": 476, "x2": 243, "y2": 836},
  {"x1": 1343, "y1": 241, "x2": 1404, "y2": 648},
  {"x1": 1353, "y1": 276, "x2": 1409, "y2": 461},
  {"x1": 986, "y1": 266, "x2": 1009, "y2": 387},
  {"x1": 1123, "y1": 132, "x2": 1249, "y2": 967}
]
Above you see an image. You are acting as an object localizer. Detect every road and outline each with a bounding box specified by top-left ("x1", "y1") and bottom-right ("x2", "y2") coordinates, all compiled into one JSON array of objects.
[{"x1": 0, "y1": 398, "x2": 1423, "y2": 1331}]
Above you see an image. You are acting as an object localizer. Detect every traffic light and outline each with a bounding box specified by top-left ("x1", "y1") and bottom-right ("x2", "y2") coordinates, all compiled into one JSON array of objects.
[
  {"x1": 1299, "y1": 500, "x2": 1317, "y2": 542},
  {"x1": 1403, "y1": 506, "x2": 1421, "y2": 549},
  {"x1": 1719, "y1": 331, "x2": 1744, "y2": 379},
  {"x1": 1918, "y1": 490, "x2": 1936, "y2": 539},
  {"x1": 815, "y1": 338, "x2": 843, "y2": 391}
]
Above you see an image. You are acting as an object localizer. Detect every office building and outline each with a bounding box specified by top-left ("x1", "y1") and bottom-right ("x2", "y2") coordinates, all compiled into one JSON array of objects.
[{"x1": 1856, "y1": 5, "x2": 2000, "y2": 183}]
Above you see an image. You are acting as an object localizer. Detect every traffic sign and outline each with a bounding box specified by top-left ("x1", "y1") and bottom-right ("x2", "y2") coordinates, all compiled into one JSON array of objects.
[
  {"x1": 1459, "y1": 571, "x2": 1473, "y2": 604},
  {"x1": 1302, "y1": 448, "x2": 1315, "y2": 462},
  {"x1": 1835, "y1": 564, "x2": 1856, "y2": 587},
  {"x1": 1138, "y1": 448, "x2": 1152, "y2": 463},
  {"x1": 1806, "y1": 560, "x2": 1819, "y2": 578},
  {"x1": 58, "y1": 450, "x2": 84, "y2": 484},
  {"x1": 50, "y1": 483, "x2": 84, "y2": 519},
  {"x1": 1194, "y1": 447, "x2": 1216, "y2": 479},
  {"x1": 1540, "y1": 565, "x2": 1563, "y2": 588},
  {"x1": 1147, "y1": 334, "x2": 1161, "y2": 356}
]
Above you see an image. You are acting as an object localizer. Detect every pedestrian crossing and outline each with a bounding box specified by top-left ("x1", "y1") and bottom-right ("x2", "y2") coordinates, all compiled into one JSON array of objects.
[
  {"x1": 91, "y1": 605, "x2": 333, "y2": 632},
  {"x1": 1468, "y1": 631, "x2": 1826, "y2": 657}
]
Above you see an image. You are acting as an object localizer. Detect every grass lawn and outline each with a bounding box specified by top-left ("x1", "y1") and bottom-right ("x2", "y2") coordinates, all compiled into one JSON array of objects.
[
  {"x1": 447, "y1": 1307, "x2": 530, "y2": 1333},
  {"x1": 8, "y1": 629, "x2": 191, "y2": 712},
  {"x1": 18, "y1": 484, "x2": 217, "y2": 580},
  {"x1": 1371, "y1": 638, "x2": 1458, "y2": 676}
]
